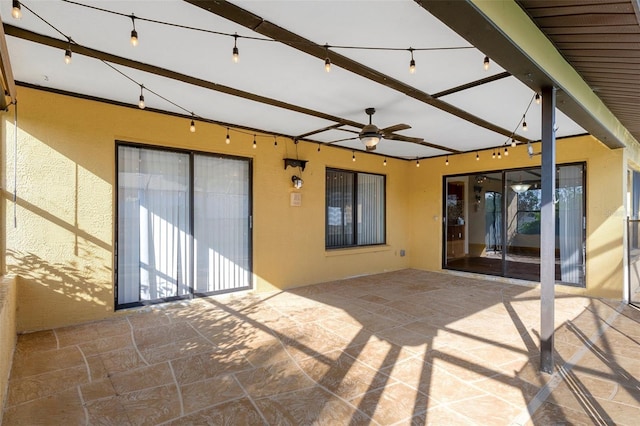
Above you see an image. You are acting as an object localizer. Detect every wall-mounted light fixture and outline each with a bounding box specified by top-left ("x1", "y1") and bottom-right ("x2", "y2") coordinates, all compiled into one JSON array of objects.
[{"x1": 292, "y1": 175, "x2": 303, "y2": 189}]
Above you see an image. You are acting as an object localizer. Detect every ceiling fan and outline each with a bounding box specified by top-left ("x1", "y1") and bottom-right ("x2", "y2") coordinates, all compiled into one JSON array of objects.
[{"x1": 357, "y1": 108, "x2": 424, "y2": 151}]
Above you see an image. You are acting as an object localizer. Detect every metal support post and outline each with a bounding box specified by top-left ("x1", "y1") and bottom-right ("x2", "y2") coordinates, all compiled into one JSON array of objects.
[{"x1": 540, "y1": 86, "x2": 556, "y2": 374}]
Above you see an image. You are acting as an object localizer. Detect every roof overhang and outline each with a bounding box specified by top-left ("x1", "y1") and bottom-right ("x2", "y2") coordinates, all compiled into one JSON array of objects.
[{"x1": 419, "y1": 0, "x2": 636, "y2": 149}]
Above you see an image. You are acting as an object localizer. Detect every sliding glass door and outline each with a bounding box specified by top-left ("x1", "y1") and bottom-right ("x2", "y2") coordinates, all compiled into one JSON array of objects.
[
  {"x1": 117, "y1": 144, "x2": 252, "y2": 308},
  {"x1": 444, "y1": 164, "x2": 585, "y2": 286}
]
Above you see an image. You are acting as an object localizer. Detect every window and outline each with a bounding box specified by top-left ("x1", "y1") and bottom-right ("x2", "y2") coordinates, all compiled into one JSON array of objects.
[
  {"x1": 116, "y1": 144, "x2": 252, "y2": 308},
  {"x1": 325, "y1": 168, "x2": 385, "y2": 248},
  {"x1": 516, "y1": 188, "x2": 542, "y2": 234}
]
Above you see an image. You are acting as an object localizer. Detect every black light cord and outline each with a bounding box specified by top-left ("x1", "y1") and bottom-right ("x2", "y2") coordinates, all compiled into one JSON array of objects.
[{"x1": 60, "y1": 0, "x2": 474, "y2": 53}]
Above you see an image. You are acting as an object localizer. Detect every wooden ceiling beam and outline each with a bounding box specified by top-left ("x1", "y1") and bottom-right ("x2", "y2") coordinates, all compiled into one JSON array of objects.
[
  {"x1": 3, "y1": 24, "x2": 368, "y2": 130},
  {"x1": 184, "y1": 0, "x2": 528, "y2": 144}
]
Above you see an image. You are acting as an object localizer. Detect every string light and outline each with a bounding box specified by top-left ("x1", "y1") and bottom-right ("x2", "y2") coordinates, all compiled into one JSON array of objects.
[
  {"x1": 535, "y1": 93, "x2": 541, "y2": 104},
  {"x1": 232, "y1": 33, "x2": 239, "y2": 63},
  {"x1": 253, "y1": 135, "x2": 257, "y2": 149},
  {"x1": 324, "y1": 44, "x2": 331, "y2": 72},
  {"x1": 416, "y1": 158, "x2": 420, "y2": 167},
  {"x1": 225, "y1": 128, "x2": 230, "y2": 144},
  {"x1": 383, "y1": 157, "x2": 387, "y2": 166},
  {"x1": 483, "y1": 56, "x2": 490, "y2": 71},
  {"x1": 130, "y1": 15, "x2": 138, "y2": 46},
  {"x1": 409, "y1": 48, "x2": 416, "y2": 74},
  {"x1": 25, "y1": 0, "x2": 499, "y2": 159},
  {"x1": 476, "y1": 152, "x2": 479, "y2": 161},
  {"x1": 522, "y1": 115, "x2": 528, "y2": 131},
  {"x1": 317, "y1": 143, "x2": 321, "y2": 152},
  {"x1": 138, "y1": 85, "x2": 145, "y2": 109},
  {"x1": 273, "y1": 136, "x2": 278, "y2": 148},
  {"x1": 352, "y1": 151, "x2": 356, "y2": 162},
  {"x1": 445, "y1": 155, "x2": 449, "y2": 166},
  {"x1": 492, "y1": 150, "x2": 496, "y2": 159},
  {"x1": 12, "y1": 0, "x2": 22, "y2": 19},
  {"x1": 504, "y1": 146, "x2": 509, "y2": 156},
  {"x1": 64, "y1": 40, "x2": 72, "y2": 64},
  {"x1": 497, "y1": 150, "x2": 502, "y2": 159},
  {"x1": 511, "y1": 139, "x2": 516, "y2": 147}
]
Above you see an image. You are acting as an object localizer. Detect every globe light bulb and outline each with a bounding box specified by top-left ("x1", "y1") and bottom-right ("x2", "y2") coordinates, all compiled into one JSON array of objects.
[{"x1": 12, "y1": 1, "x2": 22, "y2": 19}]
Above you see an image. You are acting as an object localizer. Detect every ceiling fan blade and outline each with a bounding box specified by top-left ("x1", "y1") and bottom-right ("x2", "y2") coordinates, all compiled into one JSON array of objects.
[
  {"x1": 383, "y1": 134, "x2": 460, "y2": 153},
  {"x1": 340, "y1": 128, "x2": 361, "y2": 135},
  {"x1": 327, "y1": 137, "x2": 358, "y2": 144},
  {"x1": 380, "y1": 123, "x2": 411, "y2": 134},
  {"x1": 384, "y1": 134, "x2": 424, "y2": 143}
]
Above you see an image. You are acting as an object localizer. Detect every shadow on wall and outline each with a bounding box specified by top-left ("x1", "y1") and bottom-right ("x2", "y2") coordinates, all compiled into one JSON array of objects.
[{"x1": 6, "y1": 248, "x2": 113, "y2": 331}]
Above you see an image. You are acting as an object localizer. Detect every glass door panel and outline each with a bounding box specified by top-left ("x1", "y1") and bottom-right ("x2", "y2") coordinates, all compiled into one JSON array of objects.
[
  {"x1": 504, "y1": 169, "x2": 542, "y2": 281},
  {"x1": 445, "y1": 173, "x2": 503, "y2": 276},
  {"x1": 443, "y1": 165, "x2": 585, "y2": 286}
]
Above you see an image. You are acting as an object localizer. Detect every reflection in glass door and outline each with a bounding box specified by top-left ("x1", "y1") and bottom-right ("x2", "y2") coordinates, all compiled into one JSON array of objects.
[
  {"x1": 505, "y1": 170, "x2": 544, "y2": 281},
  {"x1": 443, "y1": 165, "x2": 585, "y2": 286}
]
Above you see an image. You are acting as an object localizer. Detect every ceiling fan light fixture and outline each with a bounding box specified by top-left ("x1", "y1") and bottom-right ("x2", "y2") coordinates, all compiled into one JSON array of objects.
[{"x1": 359, "y1": 124, "x2": 381, "y2": 148}]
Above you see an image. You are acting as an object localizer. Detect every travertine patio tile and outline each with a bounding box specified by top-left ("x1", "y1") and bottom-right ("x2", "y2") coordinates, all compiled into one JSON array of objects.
[
  {"x1": 80, "y1": 377, "x2": 117, "y2": 402},
  {"x1": 13, "y1": 329, "x2": 57, "y2": 354},
  {"x1": 85, "y1": 397, "x2": 133, "y2": 426},
  {"x1": 255, "y1": 386, "x2": 371, "y2": 425},
  {"x1": 343, "y1": 337, "x2": 417, "y2": 371},
  {"x1": 117, "y1": 384, "x2": 181, "y2": 425},
  {"x1": 447, "y1": 394, "x2": 521, "y2": 424},
  {"x1": 527, "y1": 401, "x2": 604, "y2": 426},
  {"x1": 109, "y1": 362, "x2": 174, "y2": 395},
  {"x1": 2, "y1": 388, "x2": 86, "y2": 425},
  {"x1": 166, "y1": 398, "x2": 265, "y2": 425},
  {"x1": 181, "y1": 374, "x2": 245, "y2": 414},
  {"x1": 139, "y1": 335, "x2": 215, "y2": 364},
  {"x1": 133, "y1": 321, "x2": 199, "y2": 348},
  {"x1": 349, "y1": 381, "x2": 435, "y2": 425},
  {"x1": 79, "y1": 333, "x2": 134, "y2": 356},
  {"x1": 234, "y1": 360, "x2": 315, "y2": 399},
  {"x1": 171, "y1": 349, "x2": 252, "y2": 385},
  {"x1": 298, "y1": 350, "x2": 394, "y2": 400},
  {"x1": 10, "y1": 345, "x2": 84, "y2": 379},
  {"x1": 94, "y1": 346, "x2": 149, "y2": 376},
  {"x1": 412, "y1": 405, "x2": 477, "y2": 426},
  {"x1": 3, "y1": 270, "x2": 639, "y2": 425},
  {"x1": 7, "y1": 364, "x2": 88, "y2": 406}
]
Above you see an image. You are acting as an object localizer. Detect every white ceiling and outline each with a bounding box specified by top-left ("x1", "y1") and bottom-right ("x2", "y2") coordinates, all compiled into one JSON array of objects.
[{"x1": 1, "y1": 0, "x2": 586, "y2": 159}]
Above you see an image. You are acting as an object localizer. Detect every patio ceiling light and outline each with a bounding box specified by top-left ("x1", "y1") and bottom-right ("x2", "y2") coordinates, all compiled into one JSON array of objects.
[{"x1": 511, "y1": 183, "x2": 531, "y2": 194}]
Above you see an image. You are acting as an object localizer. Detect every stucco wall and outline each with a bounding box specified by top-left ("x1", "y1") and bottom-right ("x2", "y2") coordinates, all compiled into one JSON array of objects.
[
  {"x1": 0, "y1": 87, "x2": 629, "y2": 332},
  {"x1": 408, "y1": 135, "x2": 625, "y2": 299},
  {"x1": 2, "y1": 87, "x2": 411, "y2": 332},
  {"x1": 0, "y1": 275, "x2": 17, "y2": 422}
]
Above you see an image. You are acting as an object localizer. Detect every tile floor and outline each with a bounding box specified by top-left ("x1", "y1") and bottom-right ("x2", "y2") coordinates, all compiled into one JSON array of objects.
[{"x1": 3, "y1": 269, "x2": 640, "y2": 425}]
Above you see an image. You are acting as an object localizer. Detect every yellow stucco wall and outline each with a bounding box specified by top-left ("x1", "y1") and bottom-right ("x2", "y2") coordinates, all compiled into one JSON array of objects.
[
  {"x1": 409, "y1": 135, "x2": 625, "y2": 299},
  {"x1": 0, "y1": 87, "x2": 628, "y2": 331},
  {"x1": 2, "y1": 87, "x2": 411, "y2": 331},
  {"x1": 0, "y1": 275, "x2": 17, "y2": 422}
]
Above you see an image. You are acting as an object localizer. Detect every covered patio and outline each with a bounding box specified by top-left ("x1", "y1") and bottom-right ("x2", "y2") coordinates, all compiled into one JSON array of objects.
[{"x1": 3, "y1": 270, "x2": 639, "y2": 425}]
